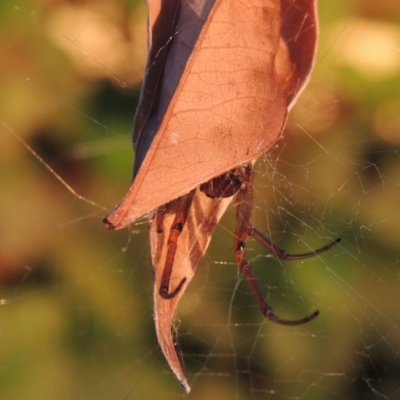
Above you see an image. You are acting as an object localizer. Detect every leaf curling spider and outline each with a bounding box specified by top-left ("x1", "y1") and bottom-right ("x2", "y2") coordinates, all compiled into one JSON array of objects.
[{"x1": 157, "y1": 163, "x2": 340, "y2": 326}]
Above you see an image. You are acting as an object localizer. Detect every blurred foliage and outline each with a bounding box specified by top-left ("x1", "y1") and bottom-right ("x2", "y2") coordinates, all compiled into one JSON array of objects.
[{"x1": 1, "y1": 1, "x2": 400, "y2": 399}]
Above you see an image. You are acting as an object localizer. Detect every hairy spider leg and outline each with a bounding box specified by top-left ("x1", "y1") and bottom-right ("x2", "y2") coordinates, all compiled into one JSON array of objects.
[
  {"x1": 248, "y1": 227, "x2": 341, "y2": 260},
  {"x1": 158, "y1": 189, "x2": 196, "y2": 299},
  {"x1": 233, "y1": 164, "x2": 319, "y2": 326}
]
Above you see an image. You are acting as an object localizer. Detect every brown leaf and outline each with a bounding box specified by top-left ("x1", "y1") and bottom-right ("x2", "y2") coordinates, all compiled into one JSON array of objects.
[
  {"x1": 104, "y1": 0, "x2": 318, "y2": 392},
  {"x1": 105, "y1": 0, "x2": 287, "y2": 228},
  {"x1": 150, "y1": 189, "x2": 231, "y2": 392}
]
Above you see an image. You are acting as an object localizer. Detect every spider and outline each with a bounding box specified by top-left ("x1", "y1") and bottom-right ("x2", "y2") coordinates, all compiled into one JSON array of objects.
[{"x1": 157, "y1": 163, "x2": 340, "y2": 326}]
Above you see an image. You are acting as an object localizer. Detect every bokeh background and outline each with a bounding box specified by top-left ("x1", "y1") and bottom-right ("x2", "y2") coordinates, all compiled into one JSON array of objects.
[{"x1": 1, "y1": 1, "x2": 400, "y2": 399}]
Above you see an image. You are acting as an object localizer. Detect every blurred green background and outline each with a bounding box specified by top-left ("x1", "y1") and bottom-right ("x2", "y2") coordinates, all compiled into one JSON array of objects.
[{"x1": 1, "y1": 1, "x2": 400, "y2": 399}]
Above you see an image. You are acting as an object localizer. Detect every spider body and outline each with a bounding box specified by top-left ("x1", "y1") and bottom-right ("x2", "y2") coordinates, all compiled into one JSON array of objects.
[{"x1": 200, "y1": 168, "x2": 243, "y2": 199}]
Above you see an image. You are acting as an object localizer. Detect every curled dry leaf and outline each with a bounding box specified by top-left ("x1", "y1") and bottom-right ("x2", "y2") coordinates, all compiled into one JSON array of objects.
[
  {"x1": 104, "y1": 0, "x2": 318, "y2": 392},
  {"x1": 149, "y1": 190, "x2": 232, "y2": 393}
]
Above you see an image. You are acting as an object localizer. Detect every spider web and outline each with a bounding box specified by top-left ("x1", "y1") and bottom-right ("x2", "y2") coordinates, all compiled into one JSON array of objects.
[{"x1": 1, "y1": 1, "x2": 400, "y2": 399}]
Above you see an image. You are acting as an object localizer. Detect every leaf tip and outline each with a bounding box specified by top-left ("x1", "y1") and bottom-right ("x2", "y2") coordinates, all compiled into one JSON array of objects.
[
  {"x1": 182, "y1": 380, "x2": 191, "y2": 394},
  {"x1": 102, "y1": 214, "x2": 116, "y2": 229}
]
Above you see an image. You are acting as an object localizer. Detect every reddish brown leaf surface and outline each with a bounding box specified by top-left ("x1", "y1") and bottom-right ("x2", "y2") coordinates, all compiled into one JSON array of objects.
[
  {"x1": 107, "y1": 0, "x2": 284, "y2": 228},
  {"x1": 150, "y1": 190, "x2": 232, "y2": 392},
  {"x1": 104, "y1": 0, "x2": 318, "y2": 392}
]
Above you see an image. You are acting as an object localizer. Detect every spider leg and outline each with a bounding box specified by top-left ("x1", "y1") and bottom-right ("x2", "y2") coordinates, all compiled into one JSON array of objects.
[
  {"x1": 158, "y1": 190, "x2": 195, "y2": 299},
  {"x1": 233, "y1": 164, "x2": 318, "y2": 325},
  {"x1": 236, "y1": 248, "x2": 319, "y2": 325},
  {"x1": 248, "y1": 226, "x2": 341, "y2": 260}
]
